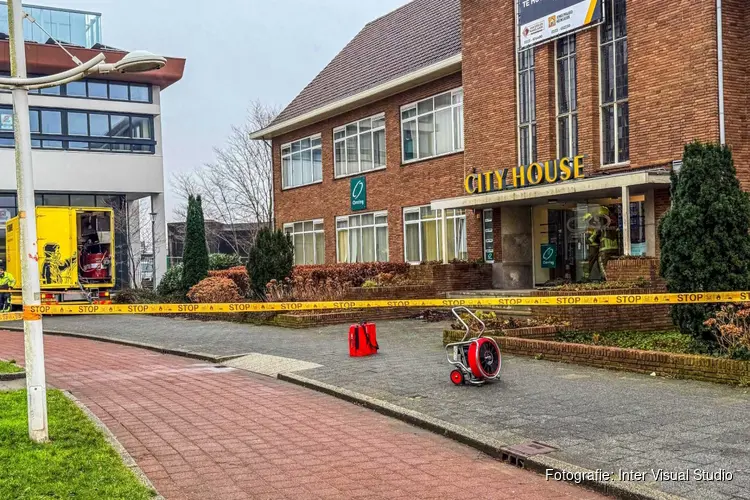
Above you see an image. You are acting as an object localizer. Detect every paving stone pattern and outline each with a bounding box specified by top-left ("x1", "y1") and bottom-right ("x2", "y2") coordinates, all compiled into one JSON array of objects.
[
  {"x1": 4, "y1": 315, "x2": 750, "y2": 499},
  {"x1": 0, "y1": 331, "x2": 599, "y2": 500}
]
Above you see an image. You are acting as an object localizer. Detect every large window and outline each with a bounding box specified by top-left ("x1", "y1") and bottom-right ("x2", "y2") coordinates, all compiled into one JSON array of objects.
[
  {"x1": 403, "y1": 206, "x2": 466, "y2": 263},
  {"x1": 557, "y1": 35, "x2": 578, "y2": 158},
  {"x1": 334, "y1": 114, "x2": 386, "y2": 177},
  {"x1": 283, "y1": 220, "x2": 325, "y2": 265},
  {"x1": 0, "y1": 107, "x2": 155, "y2": 153},
  {"x1": 336, "y1": 212, "x2": 388, "y2": 263},
  {"x1": 600, "y1": 0, "x2": 629, "y2": 166},
  {"x1": 401, "y1": 88, "x2": 463, "y2": 163},
  {"x1": 0, "y1": 74, "x2": 151, "y2": 103},
  {"x1": 518, "y1": 48, "x2": 537, "y2": 166},
  {"x1": 281, "y1": 135, "x2": 323, "y2": 189}
]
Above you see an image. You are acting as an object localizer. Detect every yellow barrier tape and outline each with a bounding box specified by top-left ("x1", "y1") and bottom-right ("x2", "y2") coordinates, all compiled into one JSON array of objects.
[
  {"x1": 20, "y1": 291, "x2": 750, "y2": 315},
  {"x1": 0, "y1": 312, "x2": 24, "y2": 322}
]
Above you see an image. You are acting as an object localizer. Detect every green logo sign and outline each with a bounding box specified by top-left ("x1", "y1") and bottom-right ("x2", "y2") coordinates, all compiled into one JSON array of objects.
[
  {"x1": 485, "y1": 251, "x2": 494, "y2": 262},
  {"x1": 541, "y1": 244, "x2": 557, "y2": 269},
  {"x1": 351, "y1": 176, "x2": 366, "y2": 211}
]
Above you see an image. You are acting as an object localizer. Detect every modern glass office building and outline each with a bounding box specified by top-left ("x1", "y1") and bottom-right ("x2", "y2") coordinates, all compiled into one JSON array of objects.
[{"x1": 0, "y1": 2, "x2": 101, "y2": 48}]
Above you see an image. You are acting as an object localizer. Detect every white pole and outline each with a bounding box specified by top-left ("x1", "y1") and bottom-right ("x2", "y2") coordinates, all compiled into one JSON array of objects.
[
  {"x1": 621, "y1": 185, "x2": 631, "y2": 256},
  {"x1": 8, "y1": 0, "x2": 48, "y2": 442}
]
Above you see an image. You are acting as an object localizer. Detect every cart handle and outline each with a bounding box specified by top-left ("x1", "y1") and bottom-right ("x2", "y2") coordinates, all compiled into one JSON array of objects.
[{"x1": 451, "y1": 306, "x2": 486, "y2": 342}]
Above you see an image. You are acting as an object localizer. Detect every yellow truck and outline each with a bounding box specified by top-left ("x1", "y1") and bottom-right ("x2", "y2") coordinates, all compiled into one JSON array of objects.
[{"x1": 5, "y1": 206, "x2": 115, "y2": 305}]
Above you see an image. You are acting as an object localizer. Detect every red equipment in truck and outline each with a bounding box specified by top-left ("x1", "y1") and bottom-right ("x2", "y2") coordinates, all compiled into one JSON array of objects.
[{"x1": 348, "y1": 322, "x2": 379, "y2": 357}]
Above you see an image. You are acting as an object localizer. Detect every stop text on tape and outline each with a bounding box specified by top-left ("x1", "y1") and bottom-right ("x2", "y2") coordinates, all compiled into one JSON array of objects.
[{"x1": 15, "y1": 291, "x2": 750, "y2": 316}]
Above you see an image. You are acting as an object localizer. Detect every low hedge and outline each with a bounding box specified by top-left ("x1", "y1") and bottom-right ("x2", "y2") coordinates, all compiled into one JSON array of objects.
[{"x1": 292, "y1": 263, "x2": 409, "y2": 287}]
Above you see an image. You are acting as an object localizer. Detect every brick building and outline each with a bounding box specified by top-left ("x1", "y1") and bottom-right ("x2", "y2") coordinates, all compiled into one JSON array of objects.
[{"x1": 251, "y1": 0, "x2": 748, "y2": 289}]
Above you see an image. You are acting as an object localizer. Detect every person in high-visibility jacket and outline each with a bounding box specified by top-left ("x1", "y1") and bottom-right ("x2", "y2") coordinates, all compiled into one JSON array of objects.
[
  {"x1": 0, "y1": 263, "x2": 15, "y2": 312},
  {"x1": 583, "y1": 217, "x2": 601, "y2": 281},
  {"x1": 598, "y1": 223, "x2": 620, "y2": 281},
  {"x1": 583, "y1": 206, "x2": 619, "y2": 280}
]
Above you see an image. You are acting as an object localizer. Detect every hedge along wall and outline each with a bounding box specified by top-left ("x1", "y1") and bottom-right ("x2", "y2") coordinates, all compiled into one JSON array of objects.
[
  {"x1": 442, "y1": 331, "x2": 750, "y2": 385},
  {"x1": 529, "y1": 287, "x2": 673, "y2": 332}
]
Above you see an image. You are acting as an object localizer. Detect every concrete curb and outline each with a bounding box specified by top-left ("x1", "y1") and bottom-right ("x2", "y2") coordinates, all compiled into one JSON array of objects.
[
  {"x1": 62, "y1": 390, "x2": 164, "y2": 500},
  {"x1": 1, "y1": 326, "x2": 244, "y2": 364},
  {"x1": 278, "y1": 372, "x2": 682, "y2": 500}
]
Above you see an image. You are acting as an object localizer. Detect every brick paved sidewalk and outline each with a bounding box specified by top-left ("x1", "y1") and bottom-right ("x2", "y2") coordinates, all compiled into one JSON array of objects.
[{"x1": 0, "y1": 331, "x2": 602, "y2": 500}]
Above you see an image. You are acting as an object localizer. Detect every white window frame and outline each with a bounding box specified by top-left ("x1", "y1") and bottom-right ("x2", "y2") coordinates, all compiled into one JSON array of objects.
[
  {"x1": 400, "y1": 88, "x2": 464, "y2": 164},
  {"x1": 556, "y1": 34, "x2": 578, "y2": 159},
  {"x1": 335, "y1": 211, "x2": 388, "y2": 263},
  {"x1": 283, "y1": 219, "x2": 325, "y2": 265},
  {"x1": 280, "y1": 134, "x2": 323, "y2": 190},
  {"x1": 598, "y1": 0, "x2": 629, "y2": 168},
  {"x1": 517, "y1": 48, "x2": 536, "y2": 166},
  {"x1": 402, "y1": 206, "x2": 467, "y2": 264},
  {"x1": 333, "y1": 113, "x2": 386, "y2": 178}
]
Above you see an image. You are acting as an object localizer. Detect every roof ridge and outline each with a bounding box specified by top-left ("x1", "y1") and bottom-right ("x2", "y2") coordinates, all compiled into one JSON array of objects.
[{"x1": 266, "y1": 0, "x2": 461, "y2": 131}]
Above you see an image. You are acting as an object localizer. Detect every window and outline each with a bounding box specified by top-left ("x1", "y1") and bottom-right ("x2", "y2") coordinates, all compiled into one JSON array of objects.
[
  {"x1": 283, "y1": 220, "x2": 325, "y2": 265},
  {"x1": 336, "y1": 212, "x2": 388, "y2": 263},
  {"x1": 483, "y1": 209, "x2": 494, "y2": 263},
  {"x1": 281, "y1": 135, "x2": 323, "y2": 189},
  {"x1": 0, "y1": 106, "x2": 156, "y2": 153},
  {"x1": 518, "y1": 48, "x2": 537, "y2": 166},
  {"x1": 401, "y1": 88, "x2": 463, "y2": 162},
  {"x1": 600, "y1": 0, "x2": 629, "y2": 165},
  {"x1": 557, "y1": 35, "x2": 578, "y2": 158},
  {"x1": 334, "y1": 114, "x2": 386, "y2": 177},
  {"x1": 0, "y1": 74, "x2": 153, "y2": 103},
  {"x1": 403, "y1": 206, "x2": 466, "y2": 263}
]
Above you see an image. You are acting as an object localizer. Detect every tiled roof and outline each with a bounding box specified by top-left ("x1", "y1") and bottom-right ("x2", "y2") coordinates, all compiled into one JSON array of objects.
[{"x1": 270, "y1": 0, "x2": 461, "y2": 127}]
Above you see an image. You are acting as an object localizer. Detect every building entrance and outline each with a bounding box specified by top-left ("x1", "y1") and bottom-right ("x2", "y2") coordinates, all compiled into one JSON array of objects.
[{"x1": 532, "y1": 195, "x2": 646, "y2": 286}]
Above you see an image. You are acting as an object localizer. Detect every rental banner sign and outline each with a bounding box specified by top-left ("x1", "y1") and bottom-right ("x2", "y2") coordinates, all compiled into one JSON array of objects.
[
  {"x1": 464, "y1": 155, "x2": 585, "y2": 195},
  {"x1": 518, "y1": 0, "x2": 602, "y2": 50}
]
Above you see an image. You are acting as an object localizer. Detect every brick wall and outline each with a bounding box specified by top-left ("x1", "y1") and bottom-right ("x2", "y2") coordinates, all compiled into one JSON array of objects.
[
  {"x1": 273, "y1": 73, "x2": 486, "y2": 264},
  {"x1": 345, "y1": 285, "x2": 435, "y2": 301},
  {"x1": 407, "y1": 263, "x2": 492, "y2": 291},
  {"x1": 462, "y1": 0, "x2": 723, "y2": 177},
  {"x1": 605, "y1": 257, "x2": 663, "y2": 285},
  {"x1": 530, "y1": 288, "x2": 673, "y2": 332},
  {"x1": 273, "y1": 307, "x2": 415, "y2": 329},
  {"x1": 722, "y1": 0, "x2": 750, "y2": 190},
  {"x1": 498, "y1": 338, "x2": 748, "y2": 385}
]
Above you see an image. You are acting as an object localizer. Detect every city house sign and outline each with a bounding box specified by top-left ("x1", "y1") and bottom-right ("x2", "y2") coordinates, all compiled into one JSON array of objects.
[{"x1": 464, "y1": 155, "x2": 586, "y2": 195}]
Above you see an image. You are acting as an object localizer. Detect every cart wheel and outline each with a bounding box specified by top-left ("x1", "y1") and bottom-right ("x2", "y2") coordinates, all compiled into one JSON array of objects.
[{"x1": 450, "y1": 369, "x2": 464, "y2": 385}]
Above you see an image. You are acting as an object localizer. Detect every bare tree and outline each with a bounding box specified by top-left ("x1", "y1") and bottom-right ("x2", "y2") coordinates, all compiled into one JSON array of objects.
[{"x1": 171, "y1": 100, "x2": 278, "y2": 255}]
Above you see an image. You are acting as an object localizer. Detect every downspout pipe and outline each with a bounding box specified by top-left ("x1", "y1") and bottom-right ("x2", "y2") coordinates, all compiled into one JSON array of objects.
[{"x1": 717, "y1": 0, "x2": 726, "y2": 145}]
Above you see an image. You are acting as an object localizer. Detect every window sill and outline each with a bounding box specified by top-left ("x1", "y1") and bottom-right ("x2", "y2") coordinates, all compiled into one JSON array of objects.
[
  {"x1": 281, "y1": 180, "x2": 323, "y2": 192},
  {"x1": 334, "y1": 166, "x2": 386, "y2": 180},
  {"x1": 600, "y1": 161, "x2": 631, "y2": 170},
  {"x1": 402, "y1": 149, "x2": 464, "y2": 167}
]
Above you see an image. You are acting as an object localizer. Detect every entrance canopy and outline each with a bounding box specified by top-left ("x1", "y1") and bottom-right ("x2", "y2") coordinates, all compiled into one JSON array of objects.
[{"x1": 431, "y1": 169, "x2": 671, "y2": 211}]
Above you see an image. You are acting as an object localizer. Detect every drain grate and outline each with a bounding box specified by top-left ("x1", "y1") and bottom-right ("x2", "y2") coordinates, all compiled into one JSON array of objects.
[{"x1": 499, "y1": 441, "x2": 557, "y2": 468}]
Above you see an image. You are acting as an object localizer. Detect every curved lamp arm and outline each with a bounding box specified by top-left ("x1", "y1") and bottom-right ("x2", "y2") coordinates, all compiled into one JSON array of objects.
[{"x1": 0, "y1": 53, "x2": 106, "y2": 89}]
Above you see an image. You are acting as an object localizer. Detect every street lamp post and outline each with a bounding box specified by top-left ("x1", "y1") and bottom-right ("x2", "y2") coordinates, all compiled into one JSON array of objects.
[{"x1": 3, "y1": 0, "x2": 166, "y2": 442}]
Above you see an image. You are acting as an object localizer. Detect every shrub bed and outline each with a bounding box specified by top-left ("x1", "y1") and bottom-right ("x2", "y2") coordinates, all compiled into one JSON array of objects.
[
  {"x1": 555, "y1": 330, "x2": 706, "y2": 355},
  {"x1": 208, "y1": 266, "x2": 250, "y2": 297},
  {"x1": 292, "y1": 263, "x2": 409, "y2": 287},
  {"x1": 187, "y1": 276, "x2": 243, "y2": 303}
]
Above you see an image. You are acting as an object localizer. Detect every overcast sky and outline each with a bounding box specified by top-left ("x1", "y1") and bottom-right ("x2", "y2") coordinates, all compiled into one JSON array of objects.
[{"x1": 37, "y1": 0, "x2": 410, "y2": 220}]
